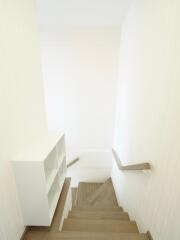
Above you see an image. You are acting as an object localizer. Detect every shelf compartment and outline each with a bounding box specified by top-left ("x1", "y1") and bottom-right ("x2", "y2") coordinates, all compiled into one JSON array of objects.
[
  {"x1": 44, "y1": 147, "x2": 58, "y2": 182},
  {"x1": 58, "y1": 153, "x2": 66, "y2": 169},
  {"x1": 49, "y1": 190, "x2": 61, "y2": 222},
  {"x1": 46, "y1": 168, "x2": 58, "y2": 193},
  {"x1": 58, "y1": 157, "x2": 66, "y2": 192},
  {"x1": 48, "y1": 175, "x2": 59, "y2": 203},
  {"x1": 56, "y1": 136, "x2": 66, "y2": 168}
]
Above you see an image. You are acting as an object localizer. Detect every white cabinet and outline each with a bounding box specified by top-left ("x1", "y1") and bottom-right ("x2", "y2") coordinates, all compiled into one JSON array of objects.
[{"x1": 13, "y1": 132, "x2": 66, "y2": 226}]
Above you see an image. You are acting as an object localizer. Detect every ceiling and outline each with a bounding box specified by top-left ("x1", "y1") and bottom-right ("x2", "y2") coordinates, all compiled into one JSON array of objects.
[{"x1": 37, "y1": 0, "x2": 132, "y2": 31}]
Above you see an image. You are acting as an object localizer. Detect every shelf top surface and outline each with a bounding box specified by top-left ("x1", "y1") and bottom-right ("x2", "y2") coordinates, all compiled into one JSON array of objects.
[{"x1": 13, "y1": 132, "x2": 64, "y2": 162}]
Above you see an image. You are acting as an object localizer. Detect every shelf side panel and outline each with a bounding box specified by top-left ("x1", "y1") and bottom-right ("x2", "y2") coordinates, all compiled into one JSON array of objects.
[{"x1": 13, "y1": 161, "x2": 50, "y2": 226}]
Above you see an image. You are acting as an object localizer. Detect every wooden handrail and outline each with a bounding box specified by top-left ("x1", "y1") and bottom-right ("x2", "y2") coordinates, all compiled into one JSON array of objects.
[
  {"x1": 67, "y1": 158, "x2": 79, "y2": 168},
  {"x1": 112, "y1": 149, "x2": 151, "y2": 171}
]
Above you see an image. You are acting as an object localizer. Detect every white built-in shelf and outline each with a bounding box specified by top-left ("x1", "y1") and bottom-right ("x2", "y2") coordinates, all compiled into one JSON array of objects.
[{"x1": 12, "y1": 132, "x2": 67, "y2": 226}]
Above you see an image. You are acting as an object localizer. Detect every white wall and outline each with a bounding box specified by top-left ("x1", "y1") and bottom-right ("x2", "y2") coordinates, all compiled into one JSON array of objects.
[
  {"x1": 41, "y1": 28, "x2": 120, "y2": 183},
  {"x1": 0, "y1": 1, "x2": 47, "y2": 239},
  {"x1": 112, "y1": 0, "x2": 180, "y2": 239},
  {"x1": 37, "y1": 0, "x2": 132, "y2": 29}
]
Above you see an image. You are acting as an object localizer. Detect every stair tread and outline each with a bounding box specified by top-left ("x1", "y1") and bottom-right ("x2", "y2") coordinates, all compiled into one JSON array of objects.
[
  {"x1": 73, "y1": 206, "x2": 123, "y2": 211},
  {"x1": 48, "y1": 232, "x2": 148, "y2": 240},
  {"x1": 71, "y1": 207, "x2": 123, "y2": 211},
  {"x1": 69, "y1": 211, "x2": 129, "y2": 220},
  {"x1": 71, "y1": 209, "x2": 124, "y2": 213},
  {"x1": 64, "y1": 218, "x2": 135, "y2": 224},
  {"x1": 63, "y1": 219, "x2": 139, "y2": 233}
]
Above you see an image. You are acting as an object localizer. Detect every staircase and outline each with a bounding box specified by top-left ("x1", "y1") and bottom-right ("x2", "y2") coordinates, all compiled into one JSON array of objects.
[
  {"x1": 24, "y1": 178, "x2": 149, "y2": 240},
  {"x1": 56, "y1": 178, "x2": 149, "y2": 240}
]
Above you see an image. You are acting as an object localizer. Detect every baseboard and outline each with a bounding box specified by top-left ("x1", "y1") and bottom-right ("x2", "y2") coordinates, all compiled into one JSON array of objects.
[{"x1": 147, "y1": 231, "x2": 153, "y2": 240}]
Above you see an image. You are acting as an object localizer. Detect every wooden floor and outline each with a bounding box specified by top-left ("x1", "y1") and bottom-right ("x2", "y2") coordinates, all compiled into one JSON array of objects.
[
  {"x1": 85, "y1": 178, "x2": 118, "y2": 207},
  {"x1": 76, "y1": 182, "x2": 102, "y2": 206}
]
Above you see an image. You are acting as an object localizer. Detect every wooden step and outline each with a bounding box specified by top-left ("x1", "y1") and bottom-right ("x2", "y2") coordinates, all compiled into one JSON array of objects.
[
  {"x1": 85, "y1": 178, "x2": 118, "y2": 207},
  {"x1": 72, "y1": 206, "x2": 123, "y2": 211},
  {"x1": 62, "y1": 219, "x2": 139, "y2": 233},
  {"x1": 76, "y1": 182, "x2": 102, "y2": 206},
  {"x1": 68, "y1": 210, "x2": 130, "y2": 220},
  {"x1": 47, "y1": 231, "x2": 149, "y2": 240}
]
